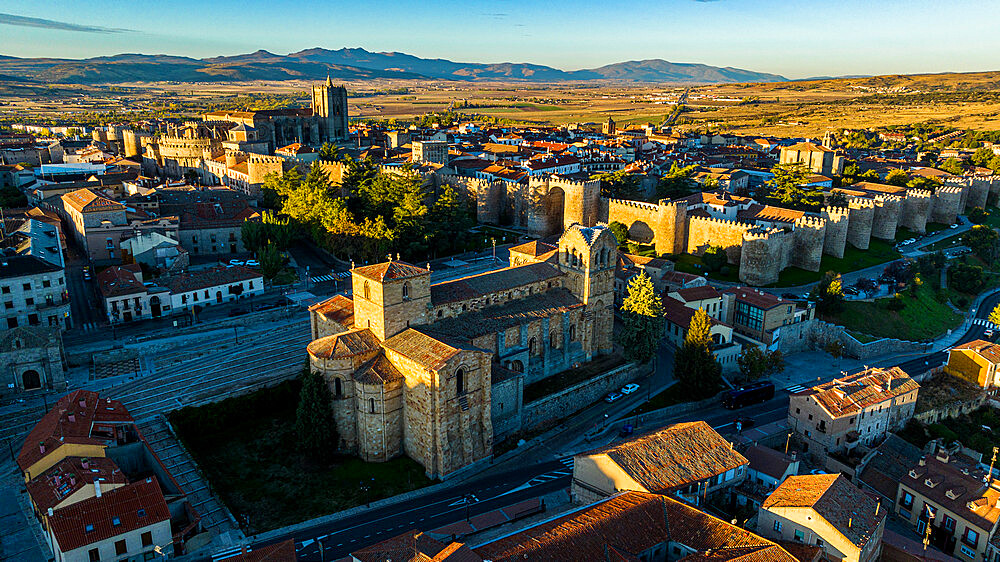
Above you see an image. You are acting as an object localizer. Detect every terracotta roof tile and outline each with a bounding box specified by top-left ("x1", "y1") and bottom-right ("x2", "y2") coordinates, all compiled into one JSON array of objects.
[
  {"x1": 219, "y1": 540, "x2": 298, "y2": 561},
  {"x1": 26, "y1": 456, "x2": 128, "y2": 512},
  {"x1": 383, "y1": 329, "x2": 481, "y2": 371},
  {"x1": 804, "y1": 367, "x2": 918, "y2": 418},
  {"x1": 307, "y1": 328, "x2": 381, "y2": 360},
  {"x1": 355, "y1": 353, "x2": 404, "y2": 385},
  {"x1": 508, "y1": 240, "x2": 557, "y2": 258},
  {"x1": 309, "y1": 294, "x2": 355, "y2": 327},
  {"x1": 723, "y1": 287, "x2": 787, "y2": 310},
  {"x1": 354, "y1": 261, "x2": 430, "y2": 282},
  {"x1": 900, "y1": 453, "x2": 1000, "y2": 530},
  {"x1": 764, "y1": 474, "x2": 885, "y2": 549},
  {"x1": 951, "y1": 339, "x2": 1000, "y2": 364},
  {"x1": 579, "y1": 421, "x2": 748, "y2": 494},
  {"x1": 424, "y1": 289, "x2": 582, "y2": 341},
  {"x1": 784, "y1": 141, "x2": 832, "y2": 153},
  {"x1": 61, "y1": 188, "x2": 125, "y2": 214},
  {"x1": 674, "y1": 286, "x2": 722, "y2": 302},
  {"x1": 163, "y1": 265, "x2": 261, "y2": 294},
  {"x1": 48, "y1": 478, "x2": 170, "y2": 552},
  {"x1": 18, "y1": 390, "x2": 134, "y2": 472},
  {"x1": 745, "y1": 445, "x2": 795, "y2": 481},
  {"x1": 474, "y1": 491, "x2": 795, "y2": 562},
  {"x1": 351, "y1": 530, "x2": 447, "y2": 562}
]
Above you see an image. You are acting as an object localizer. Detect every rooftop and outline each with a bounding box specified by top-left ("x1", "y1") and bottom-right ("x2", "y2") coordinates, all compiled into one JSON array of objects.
[
  {"x1": 425, "y1": 289, "x2": 582, "y2": 341},
  {"x1": 308, "y1": 294, "x2": 354, "y2": 327},
  {"x1": 430, "y1": 262, "x2": 562, "y2": 306},
  {"x1": 762, "y1": 474, "x2": 885, "y2": 549},
  {"x1": 900, "y1": 450, "x2": 1000, "y2": 531},
  {"x1": 61, "y1": 188, "x2": 125, "y2": 214},
  {"x1": 26, "y1": 456, "x2": 128, "y2": 512},
  {"x1": 578, "y1": 421, "x2": 748, "y2": 494},
  {"x1": 804, "y1": 366, "x2": 919, "y2": 418},
  {"x1": 353, "y1": 261, "x2": 430, "y2": 283},
  {"x1": 951, "y1": 339, "x2": 1000, "y2": 364},
  {"x1": 162, "y1": 264, "x2": 261, "y2": 294}
]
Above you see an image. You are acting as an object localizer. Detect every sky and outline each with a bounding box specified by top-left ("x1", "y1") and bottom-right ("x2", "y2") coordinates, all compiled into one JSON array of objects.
[{"x1": 2, "y1": 0, "x2": 999, "y2": 79}]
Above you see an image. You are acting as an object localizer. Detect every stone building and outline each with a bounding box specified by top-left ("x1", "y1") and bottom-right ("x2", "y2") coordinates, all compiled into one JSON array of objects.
[
  {"x1": 412, "y1": 140, "x2": 448, "y2": 165},
  {"x1": 307, "y1": 223, "x2": 616, "y2": 478},
  {"x1": 780, "y1": 141, "x2": 845, "y2": 176},
  {"x1": 0, "y1": 326, "x2": 66, "y2": 394},
  {"x1": 0, "y1": 253, "x2": 70, "y2": 330}
]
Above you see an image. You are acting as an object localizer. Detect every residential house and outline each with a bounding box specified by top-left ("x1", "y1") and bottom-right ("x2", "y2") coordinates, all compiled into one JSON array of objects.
[
  {"x1": 896, "y1": 445, "x2": 1000, "y2": 561},
  {"x1": 0, "y1": 253, "x2": 70, "y2": 330},
  {"x1": 661, "y1": 296, "x2": 741, "y2": 373},
  {"x1": 738, "y1": 445, "x2": 800, "y2": 510},
  {"x1": 165, "y1": 265, "x2": 264, "y2": 313},
  {"x1": 95, "y1": 264, "x2": 165, "y2": 323},
  {"x1": 722, "y1": 287, "x2": 811, "y2": 344},
  {"x1": 57, "y1": 188, "x2": 178, "y2": 263},
  {"x1": 788, "y1": 367, "x2": 919, "y2": 463},
  {"x1": 945, "y1": 339, "x2": 1000, "y2": 391},
  {"x1": 667, "y1": 285, "x2": 724, "y2": 320},
  {"x1": 855, "y1": 434, "x2": 924, "y2": 506},
  {"x1": 759, "y1": 474, "x2": 886, "y2": 562},
  {"x1": 571, "y1": 421, "x2": 748, "y2": 507}
]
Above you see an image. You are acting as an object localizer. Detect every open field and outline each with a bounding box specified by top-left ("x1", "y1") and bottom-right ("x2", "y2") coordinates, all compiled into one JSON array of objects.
[{"x1": 6, "y1": 69, "x2": 1000, "y2": 134}]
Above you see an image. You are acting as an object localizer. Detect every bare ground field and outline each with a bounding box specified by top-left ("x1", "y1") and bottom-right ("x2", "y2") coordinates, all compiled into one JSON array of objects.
[{"x1": 4, "y1": 69, "x2": 1000, "y2": 135}]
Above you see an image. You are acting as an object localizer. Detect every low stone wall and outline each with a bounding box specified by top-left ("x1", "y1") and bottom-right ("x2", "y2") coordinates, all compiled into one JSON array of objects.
[
  {"x1": 914, "y1": 394, "x2": 988, "y2": 424},
  {"x1": 776, "y1": 318, "x2": 925, "y2": 359},
  {"x1": 522, "y1": 363, "x2": 644, "y2": 431}
]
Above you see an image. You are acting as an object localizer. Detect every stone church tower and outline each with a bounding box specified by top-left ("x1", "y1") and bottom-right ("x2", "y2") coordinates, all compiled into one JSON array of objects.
[
  {"x1": 311, "y1": 76, "x2": 349, "y2": 143},
  {"x1": 557, "y1": 224, "x2": 617, "y2": 359}
]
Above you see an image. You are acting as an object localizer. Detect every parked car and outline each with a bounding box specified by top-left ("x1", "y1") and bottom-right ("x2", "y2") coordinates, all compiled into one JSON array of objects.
[
  {"x1": 619, "y1": 424, "x2": 635, "y2": 437},
  {"x1": 734, "y1": 416, "x2": 755, "y2": 431},
  {"x1": 229, "y1": 259, "x2": 245, "y2": 266},
  {"x1": 985, "y1": 329, "x2": 994, "y2": 338},
  {"x1": 245, "y1": 259, "x2": 260, "y2": 267},
  {"x1": 604, "y1": 392, "x2": 623, "y2": 403},
  {"x1": 781, "y1": 293, "x2": 799, "y2": 300},
  {"x1": 82, "y1": 267, "x2": 91, "y2": 280},
  {"x1": 950, "y1": 223, "x2": 960, "y2": 229},
  {"x1": 621, "y1": 383, "x2": 640, "y2": 395}
]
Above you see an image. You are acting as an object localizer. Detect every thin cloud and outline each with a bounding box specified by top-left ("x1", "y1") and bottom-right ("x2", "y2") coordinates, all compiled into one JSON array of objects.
[{"x1": 0, "y1": 12, "x2": 135, "y2": 34}]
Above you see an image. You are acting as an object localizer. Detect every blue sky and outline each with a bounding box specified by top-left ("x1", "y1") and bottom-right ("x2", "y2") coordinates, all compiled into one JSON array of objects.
[{"x1": 2, "y1": 0, "x2": 999, "y2": 79}]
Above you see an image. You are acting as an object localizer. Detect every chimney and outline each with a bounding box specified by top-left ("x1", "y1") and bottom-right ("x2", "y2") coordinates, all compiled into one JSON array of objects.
[
  {"x1": 38, "y1": 442, "x2": 45, "y2": 454},
  {"x1": 69, "y1": 475, "x2": 76, "y2": 486},
  {"x1": 68, "y1": 413, "x2": 75, "y2": 423},
  {"x1": 47, "y1": 508, "x2": 53, "y2": 517},
  {"x1": 81, "y1": 458, "x2": 89, "y2": 469},
  {"x1": 790, "y1": 451, "x2": 798, "y2": 461},
  {"x1": 78, "y1": 399, "x2": 86, "y2": 408},
  {"x1": 94, "y1": 480, "x2": 101, "y2": 498}
]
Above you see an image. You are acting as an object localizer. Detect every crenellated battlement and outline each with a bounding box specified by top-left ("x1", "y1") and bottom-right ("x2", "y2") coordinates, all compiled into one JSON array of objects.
[
  {"x1": 847, "y1": 198, "x2": 876, "y2": 209},
  {"x1": 529, "y1": 176, "x2": 599, "y2": 189},
  {"x1": 687, "y1": 214, "x2": 755, "y2": 231},
  {"x1": 743, "y1": 226, "x2": 787, "y2": 242},
  {"x1": 822, "y1": 206, "x2": 850, "y2": 217},
  {"x1": 608, "y1": 198, "x2": 659, "y2": 211},
  {"x1": 905, "y1": 188, "x2": 932, "y2": 199},
  {"x1": 794, "y1": 215, "x2": 826, "y2": 229},
  {"x1": 935, "y1": 185, "x2": 963, "y2": 196},
  {"x1": 873, "y1": 193, "x2": 903, "y2": 203}
]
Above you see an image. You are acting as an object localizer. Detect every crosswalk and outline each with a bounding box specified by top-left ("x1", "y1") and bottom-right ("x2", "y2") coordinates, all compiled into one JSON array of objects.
[
  {"x1": 526, "y1": 457, "x2": 575, "y2": 487},
  {"x1": 309, "y1": 271, "x2": 351, "y2": 283},
  {"x1": 77, "y1": 321, "x2": 100, "y2": 332},
  {"x1": 972, "y1": 319, "x2": 996, "y2": 328},
  {"x1": 785, "y1": 384, "x2": 808, "y2": 394}
]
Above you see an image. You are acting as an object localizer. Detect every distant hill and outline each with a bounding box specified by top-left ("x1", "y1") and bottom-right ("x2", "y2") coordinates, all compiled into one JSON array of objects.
[{"x1": 0, "y1": 47, "x2": 786, "y2": 85}]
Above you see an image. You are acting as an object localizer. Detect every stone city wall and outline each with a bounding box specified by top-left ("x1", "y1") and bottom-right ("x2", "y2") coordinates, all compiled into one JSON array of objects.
[
  {"x1": 521, "y1": 362, "x2": 643, "y2": 431},
  {"x1": 602, "y1": 198, "x2": 687, "y2": 255},
  {"x1": 871, "y1": 195, "x2": 902, "y2": 240},
  {"x1": 790, "y1": 216, "x2": 826, "y2": 272},
  {"x1": 931, "y1": 185, "x2": 963, "y2": 225},
  {"x1": 900, "y1": 189, "x2": 932, "y2": 233},
  {"x1": 739, "y1": 227, "x2": 789, "y2": 286},
  {"x1": 685, "y1": 215, "x2": 754, "y2": 264},
  {"x1": 774, "y1": 318, "x2": 925, "y2": 359},
  {"x1": 846, "y1": 198, "x2": 875, "y2": 250},
  {"x1": 821, "y1": 206, "x2": 849, "y2": 258}
]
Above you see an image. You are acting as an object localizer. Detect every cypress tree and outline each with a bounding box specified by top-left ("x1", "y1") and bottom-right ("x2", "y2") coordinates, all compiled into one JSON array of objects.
[
  {"x1": 295, "y1": 371, "x2": 337, "y2": 460},
  {"x1": 617, "y1": 272, "x2": 665, "y2": 364}
]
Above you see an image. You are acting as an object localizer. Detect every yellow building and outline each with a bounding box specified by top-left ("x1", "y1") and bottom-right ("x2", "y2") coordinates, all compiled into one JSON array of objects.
[
  {"x1": 759, "y1": 474, "x2": 886, "y2": 562},
  {"x1": 945, "y1": 339, "x2": 1000, "y2": 389}
]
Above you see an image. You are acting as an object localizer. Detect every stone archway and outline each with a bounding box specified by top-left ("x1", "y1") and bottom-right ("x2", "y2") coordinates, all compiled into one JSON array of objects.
[
  {"x1": 150, "y1": 295, "x2": 162, "y2": 318},
  {"x1": 22, "y1": 370, "x2": 41, "y2": 390},
  {"x1": 627, "y1": 220, "x2": 655, "y2": 244},
  {"x1": 543, "y1": 186, "x2": 565, "y2": 236}
]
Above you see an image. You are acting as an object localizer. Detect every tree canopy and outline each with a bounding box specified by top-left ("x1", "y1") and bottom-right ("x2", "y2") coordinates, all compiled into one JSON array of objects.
[
  {"x1": 765, "y1": 163, "x2": 822, "y2": 210},
  {"x1": 617, "y1": 272, "x2": 664, "y2": 364},
  {"x1": 673, "y1": 308, "x2": 722, "y2": 399},
  {"x1": 295, "y1": 371, "x2": 337, "y2": 460}
]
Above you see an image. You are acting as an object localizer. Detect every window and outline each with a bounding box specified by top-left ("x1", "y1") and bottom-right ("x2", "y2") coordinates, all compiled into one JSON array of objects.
[
  {"x1": 25, "y1": 297, "x2": 33, "y2": 306},
  {"x1": 815, "y1": 538, "x2": 824, "y2": 547},
  {"x1": 773, "y1": 520, "x2": 782, "y2": 532},
  {"x1": 964, "y1": 528, "x2": 979, "y2": 548},
  {"x1": 402, "y1": 282, "x2": 409, "y2": 300},
  {"x1": 943, "y1": 515, "x2": 956, "y2": 531},
  {"x1": 363, "y1": 281, "x2": 371, "y2": 300},
  {"x1": 112, "y1": 516, "x2": 121, "y2": 526},
  {"x1": 369, "y1": 398, "x2": 375, "y2": 413},
  {"x1": 793, "y1": 529, "x2": 804, "y2": 542},
  {"x1": 141, "y1": 531, "x2": 152, "y2": 547},
  {"x1": 115, "y1": 539, "x2": 127, "y2": 556},
  {"x1": 88, "y1": 548, "x2": 100, "y2": 562},
  {"x1": 42, "y1": 280, "x2": 50, "y2": 288},
  {"x1": 962, "y1": 545, "x2": 977, "y2": 558},
  {"x1": 570, "y1": 325, "x2": 577, "y2": 341},
  {"x1": 22, "y1": 282, "x2": 30, "y2": 291},
  {"x1": 3, "y1": 301, "x2": 11, "y2": 309},
  {"x1": 85, "y1": 523, "x2": 95, "y2": 533},
  {"x1": 137, "y1": 508, "x2": 146, "y2": 518},
  {"x1": 437, "y1": 309, "x2": 443, "y2": 318},
  {"x1": 0, "y1": 286, "x2": 8, "y2": 294},
  {"x1": 528, "y1": 337, "x2": 536, "y2": 356},
  {"x1": 456, "y1": 368, "x2": 465, "y2": 396}
]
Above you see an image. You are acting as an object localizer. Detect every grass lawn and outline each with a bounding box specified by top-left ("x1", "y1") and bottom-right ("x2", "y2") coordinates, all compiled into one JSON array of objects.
[
  {"x1": 169, "y1": 380, "x2": 434, "y2": 533},
  {"x1": 898, "y1": 403, "x2": 1000, "y2": 460},
  {"x1": 820, "y1": 283, "x2": 961, "y2": 341},
  {"x1": 671, "y1": 253, "x2": 740, "y2": 283},
  {"x1": 523, "y1": 353, "x2": 626, "y2": 404},
  {"x1": 981, "y1": 207, "x2": 1000, "y2": 229},
  {"x1": 771, "y1": 238, "x2": 901, "y2": 287}
]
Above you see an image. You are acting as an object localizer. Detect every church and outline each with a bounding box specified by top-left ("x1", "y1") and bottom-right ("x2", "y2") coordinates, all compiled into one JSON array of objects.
[{"x1": 306, "y1": 224, "x2": 617, "y2": 479}]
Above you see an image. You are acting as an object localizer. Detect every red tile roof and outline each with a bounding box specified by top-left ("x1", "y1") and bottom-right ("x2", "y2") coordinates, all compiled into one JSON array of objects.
[
  {"x1": 430, "y1": 262, "x2": 562, "y2": 305},
  {"x1": 474, "y1": 491, "x2": 795, "y2": 562},
  {"x1": 306, "y1": 328, "x2": 380, "y2": 360},
  {"x1": 784, "y1": 141, "x2": 832, "y2": 153},
  {"x1": 508, "y1": 240, "x2": 557, "y2": 258},
  {"x1": 351, "y1": 530, "x2": 447, "y2": 562},
  {"x1": 48, "y1": 478, "x2": 170, "y2": 552},
  {"x1": 18, "y1": 390, "x2": 134, "y2": 472},
  {"x1": 674, "y1": 285, "x2": 722, "y2": 302},
  {"x1": 745, "y1": 445, "x2": 795, "y2": 481},
  {"x1": 383, "y1": 329, "x2": 474, "y2": 371},
  {"x1": 96, "y1": 264, "x2": 146, "y2": 298},
  {"x1": 26, "y1": 456, "x2": 128, "y2": 512},
  {"x1": 900, "y1": 453, "x2": 1000, "y2": 531},
  {"x1": 724, "y1": 287, "x2": 787, "y2": 310},
  {"x1": 804, "y1": 367, "x2": 918, "y2": 418},
  {"x1": 353, "y1": 261, "x2": 429, "y2": 282},
  {"x1": 579, "y1": 421, "x2": 748, "y2": 494},
  {"x1": 163, "y1": 265, "x2": 261, "y2": 294},
  {"x1": 219, "y1": 540, "x2": 298, "y2": 562},
  {"x1": 763, "y1": 474, "x2": 885, "y2": 549},
  {"x1": 308, "y1": 294, "x2": 355, "y2": 327},
  {"x1": 951, "y1": 339, "x2": 1000, "y2": 364},
  {"x1": 62, "y1": 188, "x2": 125, "y2": 214}
]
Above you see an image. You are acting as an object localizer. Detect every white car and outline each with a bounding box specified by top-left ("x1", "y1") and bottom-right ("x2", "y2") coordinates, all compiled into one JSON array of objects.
[
  {"x1": 621, "y1": 383, "x2": 640, "y2": 395},
  {"x1": 229, "y1": 259, "x2": 245, "y2": 266},
  {"x1": 245, "y1": 259, "x2": 260, "y2": 267}
]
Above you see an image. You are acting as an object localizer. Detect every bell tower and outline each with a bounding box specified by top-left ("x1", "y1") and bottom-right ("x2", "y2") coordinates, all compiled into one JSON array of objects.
[
  {"x1": 311, "y1": 76, "x2": 349, "y2": 142},
  {"x1": 350, "y1": 260, "x2": 431, "y2": 342}
]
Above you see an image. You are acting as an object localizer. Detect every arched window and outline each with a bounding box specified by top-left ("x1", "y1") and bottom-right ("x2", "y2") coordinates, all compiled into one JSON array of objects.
[
  {"x1": 528, "y1": 337, "x2": 536, "y2": 355},
  {"x1": 334, "y1": 377, "x2": 343, "y2": 397},
  {"x1": 456, "y1": 368, "x2": 465, "y2": 396},
  {"x1": 370, "y1": 398, "x2": 375, "y2": 413},
  {"x1": 363, "y1": 281, "x2": 371, "y2": 301},
  {"x1": 510, "y1": 360, "x2": 524, "y2": 373},
  {"x1": 570, "y1": 325, "x2": 577, "y2": 341},
  {"x1": 402, "y1": 282, "x2": 410, "y2": 300}
]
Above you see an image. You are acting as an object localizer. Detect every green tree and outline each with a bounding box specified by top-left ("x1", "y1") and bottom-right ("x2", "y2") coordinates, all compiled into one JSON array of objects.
[
  {"x1": 968, "y1": 207, "x2": 989, "y2": 225},
  {"x1": 939, "y1": 157, "x2": 965, "y2": 175},
  {"x1": 318, "y1": 142, "x2": 342, "y2": 162},
  {"x1": 949, "y1": 262, "x2": 984, "y2": 293},
  {"x1": 674, "y1": 308, "x2": 722, "y2": 398},
  {"x1": 592, "y1": 170, "x2": 641, "y2": 199},
  {"x1": 989, "y1": 303, "x2": 1000, "y2": 327},
  {"x1": 964, "y1": 225, "x2": 1000, "y2": 263},
  {"x1": 972, "y1": 147, "x2": 994, "y2": 167},
  {"x1": 258, "y1": 244, "x2": 283, "y2": 280},
  {"x1": 766, "y1": 163, "x2": 820, "y2": 210},
  {"x1": 702, "y1": 246, "x2": 728, "y2": 272},
  {"x1": 295, "y1": 371, "x2": 337, "y2": 460},
  {"x1": 609, "y1": 221, "x2": 629, "y2": 247},
  {"x1": 810, "y1": 271, "x2": 845, "y2": 314},
  {"x1": 737, "y1": 346, "x2": 785, "y2": 381},
  {"x1": 884, "y1": 169, "x2": 910, "y2": 187},
  {"x1": 617, "y1": 272, "x2": 664, "y2": 364},
  {"x1": 656, "y1": 162, "x2": 698, "y2": 200},
  {"x1": 0, "y1": 184, "x2": 27, "y2": 208}
]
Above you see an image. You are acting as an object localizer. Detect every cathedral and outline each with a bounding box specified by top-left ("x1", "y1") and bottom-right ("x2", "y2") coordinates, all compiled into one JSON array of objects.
[{"x1": 306, "y1": 224, "x2": 617, "y2": 479}]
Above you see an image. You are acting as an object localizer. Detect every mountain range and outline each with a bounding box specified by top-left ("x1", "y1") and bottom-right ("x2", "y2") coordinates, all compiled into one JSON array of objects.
[{"x1": 0, "y1": 47, "x2": 786, "y2": 85}]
